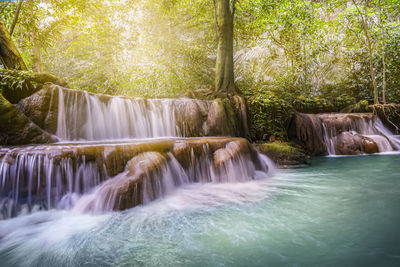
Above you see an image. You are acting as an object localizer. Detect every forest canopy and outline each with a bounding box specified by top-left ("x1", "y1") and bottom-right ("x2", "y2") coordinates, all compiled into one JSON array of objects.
[{"x1": 1, "y1": 0, "x2": 400, "y2": 103}]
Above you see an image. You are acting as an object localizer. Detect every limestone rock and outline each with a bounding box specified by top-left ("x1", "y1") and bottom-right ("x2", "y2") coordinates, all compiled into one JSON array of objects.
[
  {"x1": 214, "y1": 140, "x2": 250, "y2": 166},
  {"x1": 362, "y1": 136, "x2": 379, "y2": 154},
  {"x1": 176, "y1": 100, "x2": 207, "y2": 136},
  {"x1": 0, "y1": 93, "x2": 57, "y2": 145},
  {"x1": 87, "y1": 152, "x2": 168, "y2": 211},
  {"x1": 17, "y1": 84, "x2": 59, "y2": 134},
  {"x1": 204, "y1": 98, "x2": 239, "y2": 136},
  {"x1": 336, "y1": 132, "x2": 364, "y2": 155},
  {"x1": 289, "y1": 112, "x2": 327, "y2": 156}
]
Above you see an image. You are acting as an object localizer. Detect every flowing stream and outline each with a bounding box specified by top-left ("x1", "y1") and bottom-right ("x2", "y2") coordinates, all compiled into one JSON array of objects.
[
  {"x1": 320, "y1": 114, "x2": 400, "y2": 154},
  {"x1": 0, "y1": 155, "x2": 399, "y2": 266},
  {"x1": 55, "y1": 88, "x2": 212, "y2": 140}
]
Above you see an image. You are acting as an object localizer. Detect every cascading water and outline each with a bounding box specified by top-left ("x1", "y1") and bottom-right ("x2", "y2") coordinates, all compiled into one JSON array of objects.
[
  {"x1": 292, "y1": 112, "x2": 400, "y2": 155},
  {"x1": 0, "y1": 146, "x2": 108, "y2": 219},
  {"x1": 0, "y1": 138, "x2": 274, "y2": 219},
  {"x1": 319, "y1": 113, "x2": 400, "y2": 155},
  {"x1": 56, "y1": 87, "x2": 213, "y2": 140}
]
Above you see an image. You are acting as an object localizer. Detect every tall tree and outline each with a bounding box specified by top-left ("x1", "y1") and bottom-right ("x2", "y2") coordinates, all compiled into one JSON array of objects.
[
  {"x1": 378, "y1": 0, "x2": 386, "y2": 104},
  {"x1": 214, "y1": 0, "x2": 237, "y2": 94},
  {"x1": 352, "y1": 0, "x2": 379, "y2": 104},
  {"x1": 0, "y1": 18, "x2": 27, "y2": 70}
]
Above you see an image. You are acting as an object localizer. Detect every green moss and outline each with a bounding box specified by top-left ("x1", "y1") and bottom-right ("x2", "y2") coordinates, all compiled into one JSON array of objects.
[
  {"x1": 259, "y1": 142, "x2": 303, "y2": 158},
  {"x1": 255, "y1": 142, "x2": 307, "y2": 167},
  {"x1": 0, "y1": 70, "x2": 67, "y2": 103}
]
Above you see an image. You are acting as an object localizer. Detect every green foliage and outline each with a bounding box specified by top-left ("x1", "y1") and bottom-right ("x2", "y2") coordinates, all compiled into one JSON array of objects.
[
  {"x1": 258, "y1": 142, "x2": 304, "y2": 159},
  {"x1": 0, "y1": 0, "x2": 399, "y2": 102},
  {"x1": 246, "y1": 90, "x2": 292, "y2": 141},
  {"x1": 0, "y1": 70, "x2": 39, "y2": 93},
  {"x1": 255, "y1": 141, "x2": 307, "y2": 166},
  {"x1": 245, "y1": 85, "x2": 357, "y2": 141}
]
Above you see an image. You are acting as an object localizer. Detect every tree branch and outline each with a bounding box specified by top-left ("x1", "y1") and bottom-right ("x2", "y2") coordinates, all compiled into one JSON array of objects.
[
  {"x1": 0, "y1": 2, "x2": 10, "y2": 15},
  {"x1": 9, "y1": 0, "x2": 24, "y2": 36}
]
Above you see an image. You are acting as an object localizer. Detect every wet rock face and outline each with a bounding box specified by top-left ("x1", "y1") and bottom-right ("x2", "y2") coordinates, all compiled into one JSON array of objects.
[
  {"x1": 336, "y1": 132, "x2": 364, "y2": 155},
  {"x1": 362, "y1": 136, "x2": 379, "y2": 154},
  {"x1": 214, "y1": 140, "x2": 250, "y2": 166},
  {"x1": 17, "y1": 84, "x2": 59, "y2": 134},
  {"x1": 89, "y1": 152, "x2": 168, "y2": 211},
  {"x1": 204, "y1": 98, "x2": 241, "y2": 137},
  {"x1": 176, "y1": 100, "x2": 208, "y2": 137},
  {"x1": 289, "y1": 112, "x2": 327, "y2": 156},
  {"x1": 0, "y1": 93, "x2": 57, "y2": 145},
  {"x1": 335, "y1": 132, "x2": 380, "y2": 155},
  {"x1": 100, "y1": 139, "x2": 257, "y2": 211},
  {"x1": 17, "y1": 85, "x2": 245, "y2": 140},
  {"x1": 1, "y1": 137, "x2": 264, "y2": 215}
]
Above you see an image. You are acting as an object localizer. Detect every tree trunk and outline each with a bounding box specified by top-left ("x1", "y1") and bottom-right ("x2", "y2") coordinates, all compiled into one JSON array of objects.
[
  {"x1": 0, "y1": 18, "x2": 27, "y2": 70},
  {"x1": 30, "y1": 5, "x2": 42, "y2": 72},
  {"x1": 32, "y1": 42, "x2": 42, "y2": 73},
  {"x1": 379, "y1": 0, "x2": 386, "y2": 104},
  {"x1": 9, "y1": 0, "x2": 23, "y2": 36},
  {"x1": 214, "y1": 0, "x2": 236, "y2": 94},
  {"x1": 381, "y1": 38, "x2": 386, "y2": 104},
  {"x1": 365, "y1": 25, "x2": 379, "y2": 105},
  {"x1": 352, "y1": 0, "x2": 379, "y2": 104}
]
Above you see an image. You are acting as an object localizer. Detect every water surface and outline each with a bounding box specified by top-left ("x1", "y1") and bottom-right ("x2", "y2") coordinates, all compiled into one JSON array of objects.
[{"x1": 1, "y1": 155, "x2": 399, "y2": 266}]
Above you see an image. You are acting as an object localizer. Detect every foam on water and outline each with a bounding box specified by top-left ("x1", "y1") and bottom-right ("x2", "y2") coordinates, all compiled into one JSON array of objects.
[
  {"x1": 319, "y1": 113, "x2": 400, "y2": 154},
  {"x1": 0, "y1": 139, "x2": 274, "y2": 218},
  {"x1": 1, "y1": 155, "x2": 399, "y2": 266}
]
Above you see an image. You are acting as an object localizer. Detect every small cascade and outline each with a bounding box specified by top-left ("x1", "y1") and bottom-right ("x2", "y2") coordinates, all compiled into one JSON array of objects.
[
  {"x1": 291, "y1": 112, "x2": 400, "y2": 155},
  {"x1": 56, "y1": 87, "x2": 213, "y2": 140},
  {"x1": 0, "y1": 146, "x2": 108, "y2": 219},
  {"x1": 0, "y1": 138, "x2": 274, "y2": 219},
  {"x1": 320, "y1": 113, "x2": 400, "y2": 155}
]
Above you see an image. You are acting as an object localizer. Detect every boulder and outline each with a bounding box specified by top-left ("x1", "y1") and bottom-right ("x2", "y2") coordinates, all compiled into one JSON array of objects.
[
  {"x1": 0, "y1": 93, "x2": 57, "y2": 145},
  {"x1": 126, "y1": 152, "x2": 166, "y2": 176},
  {"x1": 361, "y1": 136, "x2": 379, "y2": 154},
  {"x1": 86, "y1": 152, "x2": 167, "y2": 211},
  {"x1": 214, "y1": 140, "x2": 250, "y2": 166},
  {"x1": 17, "y1": 84, "x2": 59, "y2": 134},
  {"x1": 335, "y1": 132, "x2": 364, "y2": 155}
]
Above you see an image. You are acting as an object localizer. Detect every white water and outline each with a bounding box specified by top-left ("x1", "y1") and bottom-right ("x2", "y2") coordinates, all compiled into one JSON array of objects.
[
  {"x1": 0, "y1": 146, "x2": 108, "y2": 219},
  {"x1": 319, "y1": 114, "x2": 400, "y2": 155},
  {"x1": 0, "y1": 139, "x2": 275, "y2": 219},
  {"x1": 1, "y1": 156, "x2": 400, "y2": 266},
  {"x1": 56, "y1": 88, "x2": 212, "y2": 141}
]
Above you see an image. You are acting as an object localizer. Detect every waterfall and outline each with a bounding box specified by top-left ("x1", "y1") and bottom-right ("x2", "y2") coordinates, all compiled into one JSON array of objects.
[
  {"x1": 0, "y1": 146, "x2": 108, "y2": 219},
  {"x1": 291, "y1": 112, "x2": 400, "y2": 155},
  {"x1": 319, "y1": 113, "x2": 400, "y2": 155},
  {"x1": 0, "y1": 138, "x2": 274, "y2": 219},
  {"x1": 55, "y1": 88, "x2": 213, "y2": 141}
]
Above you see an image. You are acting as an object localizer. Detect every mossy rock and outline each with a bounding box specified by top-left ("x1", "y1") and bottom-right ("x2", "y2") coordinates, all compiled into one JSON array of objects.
[
  {"x1": 0, "y1": 93, "x2": 58, "y2": 145},
  {"x1": 204, "y1": 98, "x2": 240, "y2": 136},
  {"x1": 255, "y1": 142, "x2": 308, "y2": 168},
  {"x1": 0, "y1": 70, "x2": 67, "y2": 104}
]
